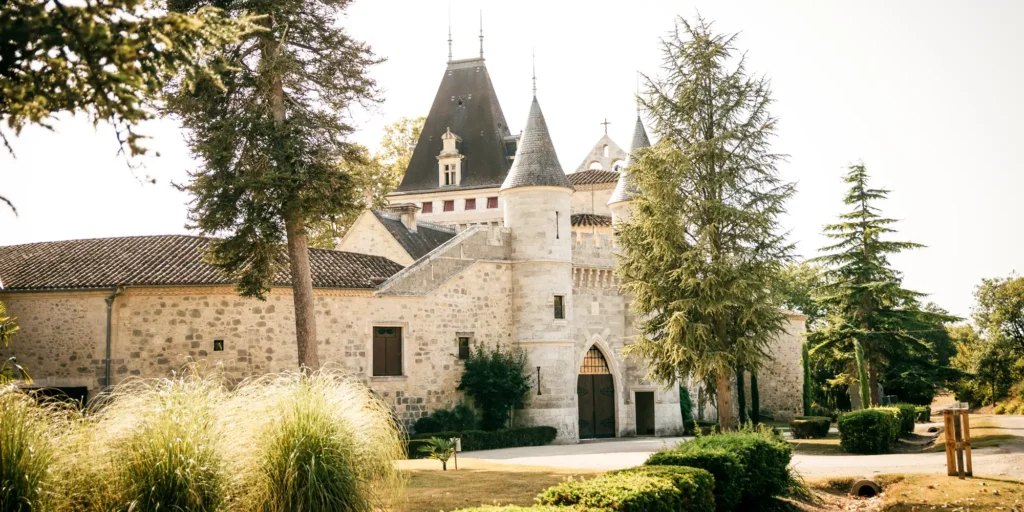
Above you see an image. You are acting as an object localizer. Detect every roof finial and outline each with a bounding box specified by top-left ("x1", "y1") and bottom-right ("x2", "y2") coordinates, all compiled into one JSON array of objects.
[
  {"x1": 447, "y1": 1, "x2": 453, "y2": 62},
  {"x1": 601, "y1": 118, "x2": 611, "y2": 135},
  {"x1": 479, "y1": 10, "x2": 484, "y2": 59},
  {"x1": 531, "y1": 49, "x2": 537, "y2": 97}
]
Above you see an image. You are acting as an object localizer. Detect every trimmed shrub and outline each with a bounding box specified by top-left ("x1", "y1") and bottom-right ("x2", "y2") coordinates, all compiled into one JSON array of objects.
[
  {"x1": 0, "y1": 388, "x2": 59, "y2": 511},
  {"x1": 414, "y1": 402, "x2": 478, "y2": 435},
  {"x1": 892, "y1": 403, "x2": 917, "y2": 434},
  {"x1": 837, "y1": 409, "x2": 900, "y2": 454},
  {"x1": 914, "y1": 405, "x2": 931, "y2": 423},
  {"x1": 408, "y1": 426, "x2": 557, "y2": 458},
  {"x1": 789, "y1": 416, "x2": 831, "y2": 439},
  {"x1": 413, "y1": 415, "x2": 443, "y2": 435},
  {"x1": 684, "y1": 420, "x2": 720, "y2": 436},
  {"x1": 672, "y1": 428, "x2": 790, "y2": 505},
  {"x1": 645, "y1": 449, "x2": 742, "y2": 511},
  {"x1": 539, "y1": 465, "x2": 715, "y2": 512}
]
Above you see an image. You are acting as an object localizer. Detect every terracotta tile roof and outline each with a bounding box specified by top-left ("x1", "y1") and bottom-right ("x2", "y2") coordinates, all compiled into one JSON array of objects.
[
  {"x1": 0, "y1": 235, "x2": 404, "y2": 291},
  {"x1": 371, "y1": 211, "x2": 456, "y2": 260},
  {"x1": 570, "y1": 214, "x2": 612, "y2": 227},
  {"x1": 567, "y1": 169, "x2": 619, "y2": 186}
]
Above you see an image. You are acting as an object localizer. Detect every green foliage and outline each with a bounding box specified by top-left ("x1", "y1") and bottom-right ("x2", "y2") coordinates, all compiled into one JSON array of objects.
[
  {"x1": 679, "y1": 386, "x2": 694, "y2": 425},
  {"x1": 0, "y1": 388, "x2": 58, "y2": 512},
  {"x1": 618, "y1": 16, "x2": 793, "y2": 429},
  {"x1": 914, "y1": 406, "x2": 931, "y2": 423},
  {"x1": 854, "y1": 340, "x2": 870, "y2": 409},
  {"x1": 776, "y1": 261, "x2": 828, "y2": 329},
  {"x1": 458, "y1": 345, "x2": 532, "y2": 431},
  {"x1": 891, "y1": 403, "x2": 917, "y2": 434},
  {"x1": 1, "y1": 0, "x2": 256, "y2": 158},
  {"x1": 975, "y1": 275, "x2": 1024, "y2": 354},
  {"x1": 801, "y1": 342, "x2": 812, "y2": 416},
  {"x1": 789, "y1": 416, "x2": 831, "y2": 439},
  {"x1": 539, "y1": 466, "x2": 715, "y2": 512},
  {"x1": 948, "y1": 323, "x2": 1017, "y2": 405},
  {"x1": 449, "y1": 507, "x2": 568, "y2": 512},
  {"x1": 736, "y1": 368, "x2": 747, "y2": 424},
  {"x1": 418, "y1": 437, "x2": 456, "y2": 471},
  {"x1": 0, "y1": 302, "x2": 27, "y2": 385},
  {"x1": 407, "y1": 427, "x2": 557, "y2": 458},
  {"x1": 413, "y1": 402, "x2": 478, "y2": 435},
  {"x1": 645, "y1": 449, "x2": 743, "y2": 511},
  {"x1": 670, "y1": 427, "x2": 791, "y2": 505},
  {"x1": 749, "y1": 373, "x2": 760, "y2": 424},
  {"x1": 837, "y1": 408, "x2": 899, "y2": 454}
]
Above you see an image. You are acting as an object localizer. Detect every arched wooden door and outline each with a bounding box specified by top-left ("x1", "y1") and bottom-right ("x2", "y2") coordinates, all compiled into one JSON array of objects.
[{"x1": 577, "y1": 346, "x2": 616, "y2": 439}]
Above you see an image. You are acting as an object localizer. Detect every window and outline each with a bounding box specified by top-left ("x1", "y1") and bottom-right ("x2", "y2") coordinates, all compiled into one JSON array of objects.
[
  {"x1": 372, "y1": 326, "x2": 402, "y2": 376},
  {"x1": 458, "y1": 336, "x2": 471, "y2": 360},
  {"x1": 422, "y1": 202, "x2": 433, "y2": 213},
  {"x1": 487, "y1": 197, "x2": 498, "y2": 209},
  {"x1": 554, "y1": 295, "x2": 565, "y2": 319},
  {"x1": 603, "y1": 144, "x2": 610, "y2": 157},
  {"x1": 443, "y1": 164, "x2": 457, "y2": 186},
  {"x1": 213, "y1": 339, "x2": 224, "y2": 351},
  {"x1": 465, "y1": 198, "x2": 476, "y2": 210},
  {"x1": 443, "y1": 200, "x2": 455, "y2": 212}
]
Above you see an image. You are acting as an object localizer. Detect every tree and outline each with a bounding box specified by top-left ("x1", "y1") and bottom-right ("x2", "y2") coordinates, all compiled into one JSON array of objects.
[
  {"x1": 809, "y1": 165, "x2": 953, "y2": 407},
  {"x1": 166, "y1": 0, "x2": 381, "y2": 370},
  {"x1": 975, "y1": 276, "x2": 1024, "y2": 354},
  {"x1": 776, "y1": 261, "x2": 828, "y2": 329},
  {"x1": 618, "y1": 16, "x2": 794, "y2": 429},
  {"x1": 458, "y1": 345, "x2": 532, "y2": 431}
]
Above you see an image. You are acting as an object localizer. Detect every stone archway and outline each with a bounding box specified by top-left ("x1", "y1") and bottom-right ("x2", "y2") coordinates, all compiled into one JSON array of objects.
[{"x1": 577, "y1": 345, "x2": 616, "y2": 439}]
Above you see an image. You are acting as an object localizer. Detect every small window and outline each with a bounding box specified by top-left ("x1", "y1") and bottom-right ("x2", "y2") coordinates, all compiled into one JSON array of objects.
[
  {"x1": 465, "y1": 198, "x2": 476, "y2": 210},
  {"x1": 372, "y1": 326, "x2": 402, "y2": 376},
  {"x1": 603, "y1": 144, "x2": 609, "y2": 157},
  {"x1": 458, "y1": 337, "x2": 471, "y2": 360},
  {"x1": 422, "y1": 202, "x2": 433, "y2": 213},
  {"x1": 444, "y1": 164, "x2": 450, "y2": 171},
  {"x1": 213, "y1": 339, "x2": 224, "y2": 351},
  {"x1": 487, "y1": 197, "x2": 498, "y2": 209},
  {"x1": 443, "y1": 200, "x2": 455, "y2": 212},
  {"x1": 554, "y1": 295, "x2": 565, "y2": 320}
]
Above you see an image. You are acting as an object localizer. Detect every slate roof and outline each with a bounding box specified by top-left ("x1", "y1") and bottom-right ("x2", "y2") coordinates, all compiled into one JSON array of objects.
[
  {"x1": 567, "y1": 169, "x2": 619, "y2": 187},
  {"x1": 394, "y1": 58, "x2": 514, "y2": 194},
  {"x1": 370, "y1": 210, "x2": 457, "y2": 260},
  {"x1": 630, "y1": 115, "x2": 652, "y2": 152},
  {"x1": 609, "y1": 116, "x2": 651, "y2": 205},
  {"x1": 570, "y1": 214, "x2": 612, "y2": 227},
  {"x1": 0, "y1": 235, "x2": 405, "y2": 291},
  {"x1": 501, "y1": 97, "x2": 572, "y2": 191}
]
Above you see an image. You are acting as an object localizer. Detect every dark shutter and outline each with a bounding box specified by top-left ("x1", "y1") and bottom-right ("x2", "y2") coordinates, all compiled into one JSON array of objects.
[
  {"x1": 385, "y1": 328, "x2": 402, "y2": 376},
  {"x1": 554, "y1": 295, "x2": 565, "y2": 319},
  {"x1": 372, "y1": 332, "x2": 386, "y2": 376}
]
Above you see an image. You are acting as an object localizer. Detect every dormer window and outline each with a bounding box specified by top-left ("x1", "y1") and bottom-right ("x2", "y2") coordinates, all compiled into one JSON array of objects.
[
  {"x1": 437, "y1": 127, "x2": 464, "y2": 187},
  {"x1": 444, "y1": 164, "x2": 457, "y2": 185}
]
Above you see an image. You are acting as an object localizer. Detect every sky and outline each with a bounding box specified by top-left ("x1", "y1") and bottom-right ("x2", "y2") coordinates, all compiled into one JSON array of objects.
[{"x1": 2, "y1": 0, "x2": 1022, "y2": 318}]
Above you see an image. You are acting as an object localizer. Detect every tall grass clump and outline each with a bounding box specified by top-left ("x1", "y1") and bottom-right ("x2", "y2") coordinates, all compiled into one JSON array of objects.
[
  {"x1": 56, "y1": 369, "x2": 229, "y2": 512},
  {"x1": 0, "y1": 386, "x2": 65, "y2": 512},
  {"x1": 225, "y1": 370, "x2": 406, "y2": 512}
]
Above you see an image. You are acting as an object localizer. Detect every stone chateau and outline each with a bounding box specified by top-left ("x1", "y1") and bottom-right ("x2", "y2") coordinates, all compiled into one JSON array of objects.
[{"x1": 0, "y1": 50, "x2": 805, "y2": 443}]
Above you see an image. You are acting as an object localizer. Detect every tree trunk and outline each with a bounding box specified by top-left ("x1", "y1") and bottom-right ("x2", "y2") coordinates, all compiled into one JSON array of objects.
[
  {"x1": 750, "y1": 371, "x2": 760, "y2": 424},
  {"x1": 854, "y1": 339, "x2": 870, "y2": 410},
  {"x1": 286, "y1": 209, "x2": 321, "y2": 371},
  {"x1": 716, "y1": 371, "x2": 735, "y2": 430},
  {"x1": 868, "y1": 359, "x2": 880, "y2": 406}
]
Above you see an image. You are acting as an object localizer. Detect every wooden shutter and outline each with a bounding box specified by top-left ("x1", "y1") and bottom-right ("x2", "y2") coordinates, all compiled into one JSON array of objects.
[
  {"x1": 385, "y1": 328, "x2": 402, "y2": 376},
  {"x1": 372, "y1": 331, "x2": 386, "y2": 376}
]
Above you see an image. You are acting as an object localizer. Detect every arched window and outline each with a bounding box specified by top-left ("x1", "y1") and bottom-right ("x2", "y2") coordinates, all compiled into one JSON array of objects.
[
  {"x1": 602, "y1": 145, "x2": 610, "y2": 158},
  {"x1": 588, "y1": 161, "x2": 603, "y2": 171},
  {"x1": 580, "y1": 346, "x2": 611, "y2": 375}
]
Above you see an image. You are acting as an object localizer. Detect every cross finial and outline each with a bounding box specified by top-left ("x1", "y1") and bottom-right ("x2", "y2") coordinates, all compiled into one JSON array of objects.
[
  {"x1": 447, "y1": 1, "x2": 452, "y2": 62},
  {"x1": 601, "y1": 118, "x2": 611, "y2": 135},
  {"x1": 479, "y1": 10, "x2": 484, "y2": 59},
  {"x1": 531, "y1": 49, "x2": 537, "y2": 96}
]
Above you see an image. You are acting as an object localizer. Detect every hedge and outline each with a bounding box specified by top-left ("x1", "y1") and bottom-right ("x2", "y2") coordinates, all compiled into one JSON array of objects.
[
  {"x1": 645, "y1": 449, "x2": 743, "y2": 511},
  {"x1": 540, "y1": 465, "x2": 715, "y2": 512},
  {"x1": 789, "y1": 416, "x2": 831, "y2": 439},
  {"x1": 837, "y1": 409, "x2": 900, "y2": 454},
  {"x1": 671, "y1": 430, "x2": 790, "y2": 505},
  {"x1": 891, "y1": 403, "x2": 917, "y2": 434},
  {"x1": 407, "y1": 426, "x2": 557, "y2": 458},
  {"x1": 915, "y1": 405, "x2": 931, "y2": 423}
]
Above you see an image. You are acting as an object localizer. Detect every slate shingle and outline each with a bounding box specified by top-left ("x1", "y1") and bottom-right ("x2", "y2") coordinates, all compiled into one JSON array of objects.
[{"x1": 370, "y1": 211, "x2": 457, "y2": 260}]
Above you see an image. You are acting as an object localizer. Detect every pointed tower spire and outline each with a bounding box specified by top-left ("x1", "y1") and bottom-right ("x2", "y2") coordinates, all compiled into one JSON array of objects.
[
  {"x1": 630, "y1": 115, "x2": 651, "y2": 152},
  {"x1": 501, "y1": 97, "x2": 571, "y2": 190},
  {"x1": 447, "y1": 2, "x2": 453, "y2": 62},
  {"x1": 609, "y1": 116, "x2": 649, "y2": 205},
  {"x1": 479, "y1": 11, "x2": 484, "y2": 58},
  {"x1": 531, "y1": 49, "x2": 537, "y2": 96}
]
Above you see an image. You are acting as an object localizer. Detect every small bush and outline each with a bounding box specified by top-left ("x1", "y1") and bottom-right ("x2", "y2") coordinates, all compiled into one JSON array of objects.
[
  {"x1": 539, "y1": 466, "x2": 714, "y2": 512},
  {"x1": 684, "y1": 420, "x2": 720, "y2": 436},
  {"x1": 645, "y1": 449, "x2": 742, "y2": 511},
  {"x1": 891, "y1": 403, "x2": 917, "y2": 434},
  {"x1": 671, "y1": 427, "x2": 790, "y2": 505},
  {"x1": 407, "y1": 426, "x2": 557, "y2": 458},
  {"x1": 810, "y1": 403, "x2": 841, "y2": 423},
  {"x1": 789, "y1": 416, "x2": 831, "y2": 439},
  {"x1": 995, "y1": 403, "x2": 1007, "y2": 414},
  {"x1": 0, "y1": 388, "x2": 60, "y2": 511},
  {"x1": 837, "y1": 409, "x2": 900, "y2": 454},
  {"x1": 414, "y1": 402, "x2": 478, "y2": 435},
  {"x1": 914, "y1": 406, "x2": 931, "y2": 423},
  {"x1": 459, "y1": 345, "x2": 532, "y2": 430}
]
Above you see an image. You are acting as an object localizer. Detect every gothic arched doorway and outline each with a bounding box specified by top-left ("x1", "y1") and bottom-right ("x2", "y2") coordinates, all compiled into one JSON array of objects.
[{"x1": 577, "y1": 345, "x2": 616, "y2": 439}]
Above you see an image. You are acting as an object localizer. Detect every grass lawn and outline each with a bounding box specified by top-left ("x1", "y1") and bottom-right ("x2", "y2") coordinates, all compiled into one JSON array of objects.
[
  {"x1": 927, "y1": 415, "x2": 1024, "y2": 452},
  {"x1": 809, "y1": 474, "x2": 1024, "y2": 511},
  {"x1": 397, "y1": 458, "x2": 602, "y2": 512}
]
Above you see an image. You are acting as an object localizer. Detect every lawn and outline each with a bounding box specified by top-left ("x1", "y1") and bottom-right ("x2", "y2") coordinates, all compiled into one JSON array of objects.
[
  {"x1": 809, "y1": 474, "x2": 1024, "y2": 511},
  {"x1": 927, "y1": 414, "x2": 1024, "y2": 452}
]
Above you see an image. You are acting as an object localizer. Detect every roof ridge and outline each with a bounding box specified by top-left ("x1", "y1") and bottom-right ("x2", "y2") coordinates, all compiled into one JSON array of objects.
[{"x1": 0, "y1": 233, "x2": 209, "y2": 249}]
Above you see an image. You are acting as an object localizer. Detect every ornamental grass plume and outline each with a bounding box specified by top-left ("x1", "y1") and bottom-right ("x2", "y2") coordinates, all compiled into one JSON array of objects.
[
  {"x1": 0, "y1": 386, "x2": 68, "y2": 512},
  {"x1": 222, "y1": 369, "x2": 407, "y2": 512}
]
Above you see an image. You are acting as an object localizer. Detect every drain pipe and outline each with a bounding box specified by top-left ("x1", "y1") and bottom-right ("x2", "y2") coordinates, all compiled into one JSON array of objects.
[{"x1": 104, "y1": 286, "x2": 125, "y2": 389}]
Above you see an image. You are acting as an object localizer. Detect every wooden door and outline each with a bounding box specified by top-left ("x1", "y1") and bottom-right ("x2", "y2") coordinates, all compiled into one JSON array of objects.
[
  {"x1": 577, "y1": 346, "x2": 616, "y2": 439},
  {"x1": 635, "y1": 391, "x2": 655, "y2": 436},
  {"x1": 593, "y1": 374, "x2": 616, "y2": 437},
  {"x1": 577, "y1": 375, "x2": 596, "y2": 439}
]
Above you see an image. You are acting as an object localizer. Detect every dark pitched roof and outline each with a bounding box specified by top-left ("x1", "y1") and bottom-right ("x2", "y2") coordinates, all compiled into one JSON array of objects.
[
  {"x1": 0, "y1": 235, "x2": 404, "y2": 291},
  {"x1": 394, "y1": 58, "x2": 513, "y2": 194},
  {"x1": 500, "y1": 97, "x2": 572, "y2": 191},
  {"x1": 567, "y1": 169, "x2": 619, "y2": 186},
  {"x1": 370, "y1": 210, "x2": 457, "y2": 260},
  {"x1": 571, "y1": 214, "x2": 612, "y2": 227},
  {"x1": 609, "y1": 116, "x2": 650, "y2": 205}
]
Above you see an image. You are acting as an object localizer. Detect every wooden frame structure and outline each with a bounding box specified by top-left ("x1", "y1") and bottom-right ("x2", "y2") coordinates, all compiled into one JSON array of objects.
[{"x1": 943, "y1": 405, "x2": 972, "y2": 478}]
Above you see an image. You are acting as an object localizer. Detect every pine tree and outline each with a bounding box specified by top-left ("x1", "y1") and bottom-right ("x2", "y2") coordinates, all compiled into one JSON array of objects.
[
  {"x1": 166, "y1": 0, "x2": 380, "y2": 370},
  {"x1": 809, "y1": 165, "x2": 953, "y2": 407},
  {"x1": 618, "y1": 16, "x2": 794, "y2": 429},
  {"x1": 801, "y1": 341, "x2": 812, "y2": 415}
]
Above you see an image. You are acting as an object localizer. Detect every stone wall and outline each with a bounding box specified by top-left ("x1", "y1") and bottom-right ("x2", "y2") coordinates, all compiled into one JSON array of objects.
[
  {"x1": 336, "y1": 210, "x2": 415, "y2": 265},
  {"x1": 570, "y1": 185, "x2": 614, "y2": 217}
]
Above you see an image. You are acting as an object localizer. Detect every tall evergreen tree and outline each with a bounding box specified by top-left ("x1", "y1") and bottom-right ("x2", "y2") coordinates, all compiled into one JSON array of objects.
[
  {"x1": 618, "y1": 16, "x2": 793, "y2": 429},
  {"x1": 809, "y1": 165, "x2": 952, "y2": 406},
  {"x1": 166, "y1": 0, "x2": 380, "y2": 370}
]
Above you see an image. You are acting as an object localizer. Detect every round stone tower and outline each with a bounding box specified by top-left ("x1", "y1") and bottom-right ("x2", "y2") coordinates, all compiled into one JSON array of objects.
[
  {"x1": 500, "y1": 95, "x2": 577, "y2": 442},
  {"x1": 608, "y1": 115, "x2": 651, "y2": 224}
]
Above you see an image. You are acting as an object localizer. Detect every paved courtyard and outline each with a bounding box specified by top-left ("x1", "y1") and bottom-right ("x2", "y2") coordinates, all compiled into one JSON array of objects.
[{"x1": 464, "y1": 416, "x2": 1024, "y2": 479}]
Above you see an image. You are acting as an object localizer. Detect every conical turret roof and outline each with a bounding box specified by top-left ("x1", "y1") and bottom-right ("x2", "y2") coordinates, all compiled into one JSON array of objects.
[
  {"x1": 500, "y1": 97, "x2": 572, "y2": 191},
  {"x1": 608, "y1": 116, "x2": 649, "y2": 204}
]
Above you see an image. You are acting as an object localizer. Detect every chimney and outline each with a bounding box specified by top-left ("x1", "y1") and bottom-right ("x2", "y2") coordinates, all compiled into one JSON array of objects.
[{"x1": 388, "y1": 203, "x2": 420, "y2": 232}]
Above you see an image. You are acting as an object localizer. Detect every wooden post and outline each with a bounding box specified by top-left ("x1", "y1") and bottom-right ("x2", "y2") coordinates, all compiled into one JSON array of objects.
[
  {"x1": 943, "y1": 410, "x2": 956, "y2": 476},
  {"x1": 953, "y1": 411, "x2": 965, "y2": 479},
  {"x1": 962, "y1": 411, "x2": 973, "y2": 477}
]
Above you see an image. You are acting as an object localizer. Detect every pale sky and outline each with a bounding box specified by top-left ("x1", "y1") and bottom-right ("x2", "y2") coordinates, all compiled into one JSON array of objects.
[{"x1": 2, "y1": 0, "x2": 1022, "y2": 318}]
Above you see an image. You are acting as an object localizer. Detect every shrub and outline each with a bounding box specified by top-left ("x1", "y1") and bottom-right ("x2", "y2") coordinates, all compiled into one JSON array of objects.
[
  {"x1": 837, "y1": 409, "x2": 899, "y2": 454},
  {"x1": 408, "y1": 426, "x2": 557, "y2": 457},
  {"x1": 451, "y1": 507, "x2": 569, "y2": 512},
  {"x1": 891, "y1": 403, "x2": 917, "y2": 434},
  {"x1": 459, "y1": 345, "x2": 533, "y2": 430},
  {"x1": 810, "y1": 403, "x2": 840, "y2": 423},
  {"x1": 418, "y1": 437, "x2": 457, "y2": 470},
  {"x1": 995, "y1": 403, "x2": 1007, "y2": 414},
  {"x1": 684, "y1": 420, "x2": 719, "y2": 436},
  {"x1": 0, "y1": 388, "x2": 59, "y2": 511},
  {"x1": 645, "y1": 449, "x2": 742, "y2": 511},
  {"x1": 789, "y1": 416, "x2": 831, "y2": 439},
  {"x1": 539, "y1": 465, "x2": 715, "y2": 512},
  {"x1": 671, "y1": 427, "x2": 790, "y2": 505},
  {"x1": 414, "y1": 402, "x2": 478, "y2": 435},
  {"x1": 914, "y1": 406, "x2": 931, "y2": 423}
]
